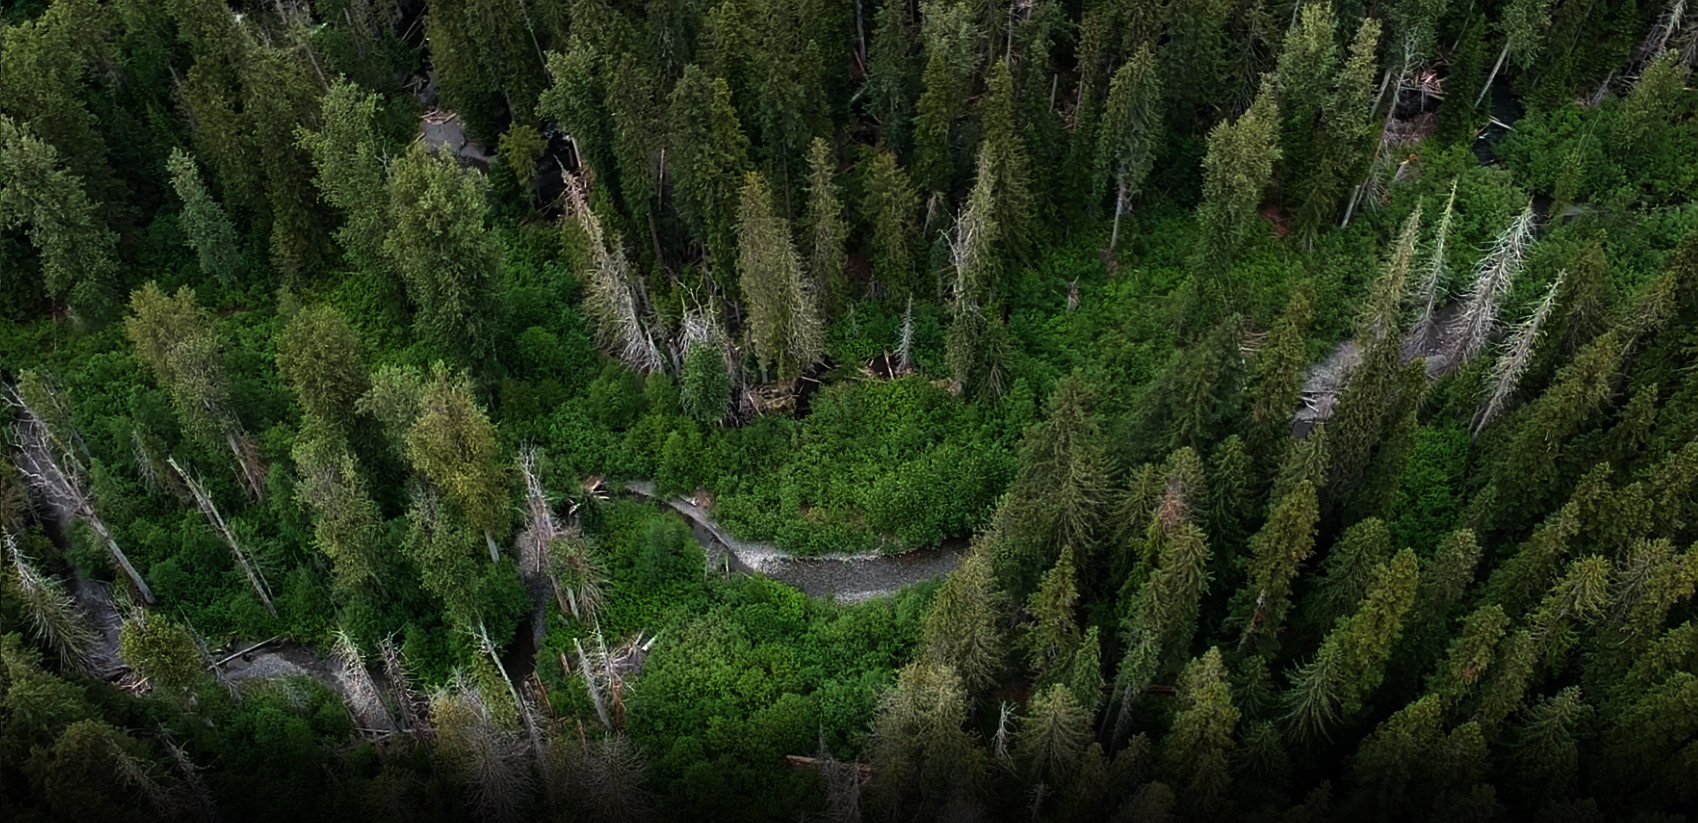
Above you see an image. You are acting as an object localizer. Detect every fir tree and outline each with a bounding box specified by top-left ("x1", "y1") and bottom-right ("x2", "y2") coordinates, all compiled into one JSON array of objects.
[
  {"x1": 0, "y1": 115, "x2": 120, "y2": 322},
  {"x1": 166, "y1": 148, "x2": 242, "y2": 284},
  {"x1": 860, "y1": 146, "x2": 921, "y2": 298},
  {"x1": 667, "y1": 66, "x2": 752, "y2": 277},
  {"x1": 1094, "y1": 46, "x2": 1163, "y2": 253},
  {"x1": 276, "y1": 304, "x2": 370, "y2": 441},
  {"x1": 1023, "y1": 545, "x2": 1081, "y2": 680},
  {"x1": 1190, "y1": 81, "x2": 1281, "y2": 322},
  {"x1": 406, "y1": 362, "x2": 510, "y2": 557},
  {"x1": 922, "y1": 552, "x2": 1006, "y2": 692},
  {"x1": 1158, "y1": 647, "x2": 1239, "y2": 818},
  {"x1": 1231, "y1": 479, "x2": 1320, "y2": 656},
  {"x1": 383, "y1": 143, "x2": 505, "y2": 369},
  {"x1": 1018, "y1": 683, "x2": 1092, "y2": 790},
  {"x1": 737, "y1": 170, "x2": 823, "y2": 381},
  {"x1": 1283, "y1": 549, "x2": 1420, "y2": 741},
  {"x1": 867, "y1": 0, "x2": 920, "y2": 156},
  {"x1": 865, "y1": 660, "x2": 986, "y2": 819},
  {"x1": 803, "y1": 137, "x2": 848, "y2": 317},
  {"x1": 296, "y1": 79, "x2": 391, "y2": 273}
]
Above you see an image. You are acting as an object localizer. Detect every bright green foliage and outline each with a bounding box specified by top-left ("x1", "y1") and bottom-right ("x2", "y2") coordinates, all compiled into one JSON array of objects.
[
  {"x1": 0, "y1": 115, "x2": 120, "y2": 322},
  {"x1": 296, "y1": 79, "x2": 391, "y2": 273},
  {"x1": 679, "y1": 340, "x2": 731, "y2": 424},
  {"x1": 668, "y1": 67, "x2": 752, "y2": 276},
  {"x1": 1158, "y1": 647, "x2": 1239, "y2": 817},
  {"x1": 1190, "y1": 81, "x2": 1280, "y2": 318},
  {"x1": 1231, "y1": 480, "x2": 1320, "y2": 656},
  {"x1": 383, "y1": 143, "x2": 505, "y2": 368},
  {"x1": 166, "y1": 147, "x2": 241, "y2": 284},
  {"x1": 921, "y1": 552, "x2": 1005, "y2": 691},
  {"x1": 406, "y1": 362, "x2": 509, "y2": 541},
  {"x1": 1283, "y1": 549, "x2": 1419, "y2": 740},
  {"x1": 1023, "y1": 545, "x2": 1081, "y2": 680},
  {"x1": 117, "y1": 614, "x2": 204, "y2": 702},
  {"x1": 276, "y1": 304, "x2": 369, "y2": 439},
  {"x1": 495, "y1": 122, "x2": 544, "y2": 205},
  {"x1": 737, "y1": 170, "x2": 822, "y2": 381},
  {"x1": 803, "y1": 137, "x2": 847, "y2": 316}
]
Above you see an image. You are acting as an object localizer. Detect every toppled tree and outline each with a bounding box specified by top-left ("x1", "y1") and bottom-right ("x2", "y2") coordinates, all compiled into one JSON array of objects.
[
  {"x1": 4, "y1": 528, "x2": 97, "y2": 672},
  {"x1": 168, "y1": 456, "x2": 276, "y2": 618},
  {"x1": 5, "y1": 379, "x2": 154, "y2": 604}
]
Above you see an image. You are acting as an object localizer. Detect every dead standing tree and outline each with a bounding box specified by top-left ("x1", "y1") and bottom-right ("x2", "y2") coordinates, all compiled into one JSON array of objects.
[
  {"x1": 167, "y1": 457, "x2": 276, "y2": 618},
  {"x1": 1444, "y1": 204, "x2": 1538, "y2": 370},
  {"x1": 563, "y1": 170, "x2": 665, "y2": 373},
  {"x1": 5, "y1": 382, "x2": 156, "y2": 604},
  {"x1": 517, "y1": 446, "x2": 604, "y2": 622}
]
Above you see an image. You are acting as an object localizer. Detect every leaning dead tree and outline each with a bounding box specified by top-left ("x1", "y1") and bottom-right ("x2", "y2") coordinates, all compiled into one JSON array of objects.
[
  {"x1": 333, "y1": 630, "x2": 395, "y2": 735},
  {"x1": 1444, "y1": 204, "x2": 1538, "y2": 370},
  {"x1": 167, "y1": 457, "x2": 276, "y2": 617},
  {"x1": 1475, "y1": 271, "x2": 1565, "y2": 435},
  {"x1": 518, "y1": 446, "x2": 604, "y2": 622},
  {"x1": 5, "y1": 382, "x2": 155, "y2": 604},
  {"x1": 430, "y1": 679, "x2": 535, "y2": 823},
  {"x1": 4, "y1": 527, "x2": 97, "y2": 671},
  {"x1": 1406, "y1": 180, "x2": 1458, "y2": 360},
  {"x1": 564, "y1": 169, "x2": 665, "y2": 373},
  {"x1": 380, "y1": 636, "x2": 428, "y2": 735}
]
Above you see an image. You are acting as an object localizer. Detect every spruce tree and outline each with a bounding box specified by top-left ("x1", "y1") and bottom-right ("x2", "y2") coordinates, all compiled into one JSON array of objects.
[
  {"x1": 1190, "y1": 81, "x2": 1280, "y2": 323},
  {"x1": 383, "y1": 143, "x2": 505, "y2": 369},
  {"x1": 667, "y1": 66, "x2": 752, "y2": 277},
  {"x1": 867, "y1": 0, "x2": 920, "y2": 156},
  {"x1": 860, "y1": 146, "x2": 921, "y2": 298},
  {"x1": 1023, "y1": 546, "x2": 1081, "y2": 680},
  {"x1": 1247, "y1": 288, "x2": 1315, "y2": 477},
  {"x1": 406, "y1": 362, "x2": 510, "y2": 556},
  {"x1": 1283, "y1": 549, "x2": 1420, "y2": 741},
  {"x1": 803, "y1": 137, "x2": 848, "y2": 317},
  {"x1": 922, "y1": 552, "x2": 1006, "y2": 692},
  {"x1": 166, "y1": 148, "x2": 242, "y2": 285},
  {"x1": 1094, "y1": 45, "x2": 1162, "y2": 253},
  {"x1": 865, "y1": 660, "x2": 986, "y2": 819},
  {"x1": 296, "y1": 79, "x2": 391, "y2": 273},
  {"x1": 1231, "y1": 479, "x2": 1320, "y2": 656},
  {"x1": 1018, "y1": 683, "x2": 1092, "y2": 790},
  {"x1": 276, "y1": 304, "x2": 370, "y2": 441},
  {"x1": 1158, "y1": 647, "x2": 1239, "y2": 818},
  {"x1": 737, "y1": 170, "x2": 823, "y2": 381},
  {"x1": 0, "y1": 115, "x2": 120, "y2": 322}
]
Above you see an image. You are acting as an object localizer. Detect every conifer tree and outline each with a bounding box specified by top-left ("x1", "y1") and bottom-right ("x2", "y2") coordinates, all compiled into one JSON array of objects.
[
  {"x1": 1231, "y1": 480, "x2": 1320, "y2": 656},
  {"x1": 1158, "y1": 647, "x2": 1239, "y2": 818},
  {"x1": 296, "y1": 79, "x2": 391, "y2": 273},
  {"x1": 124, "y1": 283, "x2": 264, "y2": 497},
  {"x1": 861, "y1": 146, "x2": 921, "y2": 298},
  {"x1": 276, "y1": 304, "x2": 370, "y2": 441},
  {"x1": 1445, "y1": 204, "x2": 1537, "y2": 370},
  {"x1": 737, "y1": 170, "x2": 823, "y2": 381},
  {"x1": 3, "y1": 530, "x2": 96, "y2": 673},
  {"x1": 239, "y1": 44, "x2": 327, "y2": 277},
  {"x1": 1094, "y1": 46, "x2": 1162, "y2": 253},
  {"x1": 1018, "y1": 683, "x2": 1092, "y2": 790},
  {"x1": 1472, "y1": 555, "x2": 1611, "y2": 730},
  {"x1": 1425, "y1": 604, "x2": 1512, "y2": 710},
  {"x1": 1283, "y1": 549, "x2": 1419, "y2": 741},
  {"x1": 1476, "y1": 270, "x2": 1564, "y2": 433},
  {"x1": 1159, "y1": 0, "x2": 1234, "y2": 127},
  {"x1": 803, "y1": 137, "x2": 848, "y2": 316},
  {"x1": 406, "y1": 362, "x2": 509, "y2": 558},
  {"x1": 865, "y1": 660, "x2": 985, "y2": 820},
  {"x1": 668, "y1": 66, "x2": 752, "y2": 275},
  {"x1": 384, "y1": 143, "x2": 504, "y2": 369},
  {"x1": 867, "y1": 0, "x2": 920, "y2": 156},
  {"x1": 563, "y1": 172, "x2": 664, "y2": 373},
  {"x1": 1114, "y1": 521, "x2": 1209, "y2": 710},
  {"x1": 0, "y1": 115, "x2": 120, "y2": 322},
  {"x1": 292, "y1": 434, "x2": 383, "y2": 595},
  {"x1": 1298, "y1": 518, "x2": 1394, "y2": 639},
  {"x1": 540, "y1": 40, "x2": 616, "y2": 201},
  {"x1": 1247, "y1": 289, "x2": 1315, "y2": 476},
  {"x1": 1190, "y1": 81, "x2": 1280, "y2": 320},
  {"x1": 166, "y1": 148, "x2": 242, "y2": 284},
  {"x1": 910, "y1": 1, "x2": 973, "y2": 198},
  {"x1": 922, "y1": 552, "x2": 1005, "y2": 691},
  {"x1": 976, "y1": 61, "x2": 1036, "y2": 266},
  {"x1": 1023, "y1": 546, "x2": 1081, "y2": 680}
]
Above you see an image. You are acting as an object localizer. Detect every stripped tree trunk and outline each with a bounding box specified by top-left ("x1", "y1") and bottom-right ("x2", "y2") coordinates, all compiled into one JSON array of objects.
[{"x1": 169, "y1": 457, "x2": 276, "y2": 617}]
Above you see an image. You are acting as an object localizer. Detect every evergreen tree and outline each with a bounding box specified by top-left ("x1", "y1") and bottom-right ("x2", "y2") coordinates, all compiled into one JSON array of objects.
[
  {"x1": 910, "y1": 3, "x2": 975, "y2": 196},
  {"x1": 667, "y1": 66, "x2": 751, "y2": 277},
  {"x1": 166, "y1": 147, "x2": 242, "y2": 284},
  {"x1": 1018, "y1": 683, "x2": 1092, "y2": 790},
  {"x1": 1094, "y1": 45, "x2": 1163, "y2": 253},
  {"x1": 296, "y1": 79, "x2": 391, "y2": 273},
  {"x1": 921, "y1": 552, "x2": 1005, "y2": 692},
  {"x1": 292, "y1": 433, "x2": 383, "y2": 595},
  {"x1": 976, "y1": 60, "x2": 1036, "y2": 266},
  {"x1": 1115, "y1": 520, "x2": 1210, "y2": 706},
  {"x1": 860, "y1": 146, "x2": 921, "y2": 298},
  {"x1": 383, "y1": 143, "x2": 505, "y2": 369},
  {"x1": 1231, "y1": 480, "x2": 1320, "y2": 656},
  {"x1": 865, "y1": 660, "x2": 986, "y2": 820},
  {"x1": 736, "y1": 170, "x2": 823, "y2": 381},
  {"x1": 1190, "y1": 81, "x2": 1280, "y2": 322},
  {"x1": 1158, "y1": 647, "x2": 1239, "y2": 818},
  {"x1": 1283, "y1": 549, "x2": 1420, "y2": 741},
  {"x1": 406, "y1": 362, "x2": 510, "y2": 555},
  {"x1": 1159, "y1": 0, "x2": 1235, "y2": 127},
  {"x1": 1023, "y1": 545, "x2": 1081, "y2": 680},
  {"x1": 0, "y1": 115, "x2": 120, "y2": 322},
  {"x1": 803, "y1": 136, "x2": 848, "y2": 316},
  {"x1": 239, "y1": 44, "x2": 327, "y2": 278},
  {"x1": 276, "y1": 304, "x2": 370, "y2": 440},
  {"x1": 1297, "y1": 518, "x2": 1394, "y2": 639},
  {"x1": 1247, "y1": 288, "x2": 1315, "y2": 477},
  {"x1": 867, "y1": 0, "x2": 920, "y2": 156}
]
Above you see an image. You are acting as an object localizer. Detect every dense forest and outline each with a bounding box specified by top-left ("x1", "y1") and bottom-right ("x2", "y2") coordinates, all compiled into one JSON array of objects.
[{"x1": 2, "y1": 0, "x2": 1696, "y2": 820}]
